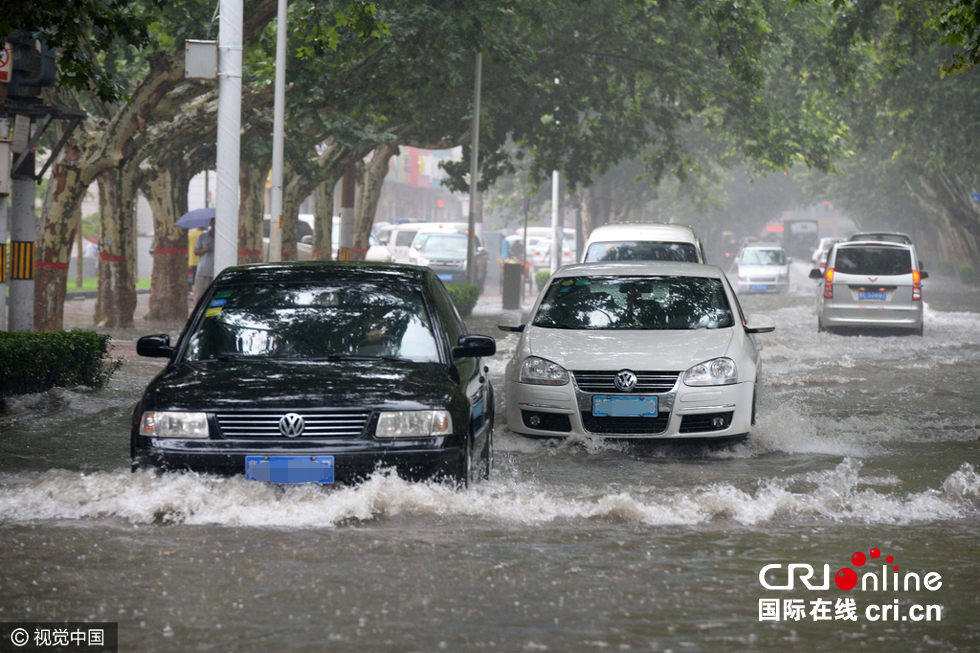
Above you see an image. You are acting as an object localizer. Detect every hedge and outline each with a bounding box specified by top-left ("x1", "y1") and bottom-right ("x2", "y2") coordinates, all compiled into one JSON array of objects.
[
  {"x1": 0, "y1": 329, "x2": 122, "y2": 411},
  {"x1": 535, "y1": 270, "x2": 552, "y2": 291},
  {"x1": 446, "y1": 284, "x2": 480, "y2": 317}
]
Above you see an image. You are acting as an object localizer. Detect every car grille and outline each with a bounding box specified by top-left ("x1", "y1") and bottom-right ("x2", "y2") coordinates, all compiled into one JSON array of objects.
[
  {"x1": 215, "y1": 410, "x2": 371, "y2": 438},
  {"x1": 572, "y1": 371, "x2": 679, "y2": 393},
  {"x1": 581, "y1": 412, "x2": 671, "y2": 435}
]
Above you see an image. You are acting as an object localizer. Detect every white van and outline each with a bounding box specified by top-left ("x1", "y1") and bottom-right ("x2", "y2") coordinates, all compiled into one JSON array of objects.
[{"x1": 582, "y1": 223, "x2": 706, "y2": 264}]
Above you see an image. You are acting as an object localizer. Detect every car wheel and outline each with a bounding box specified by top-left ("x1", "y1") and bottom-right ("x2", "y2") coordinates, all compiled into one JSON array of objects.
[
  {"x1": 817, "y1": 318, "x2": 825, "y2": 333},
  {"x1": 751, "y1": 391, "x2": 757, "y2": 427},
  {"x1": 456, "y1": 437, "x2": 472, "y2": 490}
]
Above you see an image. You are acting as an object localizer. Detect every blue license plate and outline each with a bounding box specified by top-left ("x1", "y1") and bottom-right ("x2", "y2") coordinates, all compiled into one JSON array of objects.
[
  {"x1": 245, "y1": 456, "x2": 334, "y2": 484},
  {"x1": 750, "y1": 284, "x2": 768, "y2": 291},
  {"x1": 859, "y1": 290, "x2": 886, "y2": 300},
  {"x1": 437, "y1": 274, "x2": 453, "y2": 281},
  {"x1": 593, "y1": 396, "x2": 658, "y2": 417}
]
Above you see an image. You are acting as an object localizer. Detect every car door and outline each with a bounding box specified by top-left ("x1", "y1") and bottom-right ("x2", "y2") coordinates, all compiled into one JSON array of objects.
[{"x1": 427, "y1": 274, "x2": 490, "y2": 465}]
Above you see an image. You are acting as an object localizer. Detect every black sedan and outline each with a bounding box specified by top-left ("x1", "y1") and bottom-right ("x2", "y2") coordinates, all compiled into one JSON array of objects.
[{"x1": 132, "y1": 262, "x2": 496, "y2": 487}]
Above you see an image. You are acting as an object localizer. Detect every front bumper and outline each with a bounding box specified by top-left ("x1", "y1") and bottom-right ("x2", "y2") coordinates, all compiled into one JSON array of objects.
[
  {"x1": 132, "y1": 435, "x2": 461, "y2": 484},
  {"x1": 737, "y1": 279, "x2": 788, "y2": 293},
  {"x1": 504, "y1": 378, "x2": 754, "y2": 440}
]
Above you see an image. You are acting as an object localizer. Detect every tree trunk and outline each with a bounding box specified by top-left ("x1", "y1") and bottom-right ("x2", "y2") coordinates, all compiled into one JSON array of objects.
[
  {"x1": 239, "y1": 160, "x2": 269, "y2": 264},
  {"x1": 34, "y1": 138, "x2": 89, "y2": 332},
  {"x1": 312, "y1": 178, "x2": 335, "y2": 260},
  {"x1": 95, "y1": 166, "x2": 139, "y2": 328},
  {"x1": 353, "y1": 141, "x2": 399, "y2": 260},
  {"x1": 141, "y1": 153, "x2": 190, "y2": 323}
]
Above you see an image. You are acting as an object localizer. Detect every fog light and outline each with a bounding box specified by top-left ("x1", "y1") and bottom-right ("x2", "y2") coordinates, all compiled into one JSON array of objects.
[
  {"x1": 712, "y1": 416, "x2": 726, "y2": 428},
  {"x1": 529, "y1": 415, "x2": 541, "y2": 427}
]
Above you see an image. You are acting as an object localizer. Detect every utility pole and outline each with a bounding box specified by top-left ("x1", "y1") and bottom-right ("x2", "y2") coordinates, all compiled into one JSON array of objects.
[
  {"x1": 267, "y1": 0, "x2": 287, "y2": 263},
  {"x1": 550, "y1": 170, "x2": 561, "y2": 273},
  {"x1": 466, "y1": 52, "x2": 482, "y2": 285},
  {"x1": 214, "y1": 0, "x2": 243, "y2": 275},
  {"x1": 8, "y1": 131, "x2": 34, "y2": 331}
]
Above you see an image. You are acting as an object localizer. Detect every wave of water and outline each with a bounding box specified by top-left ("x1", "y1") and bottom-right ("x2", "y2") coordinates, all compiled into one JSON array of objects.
[{"x1": 0, "y1": 459, "x2": 976, "y2": 529}]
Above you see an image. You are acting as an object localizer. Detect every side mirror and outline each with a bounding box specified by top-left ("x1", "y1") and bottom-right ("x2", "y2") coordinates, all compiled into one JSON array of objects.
[
  {"x1": 920, "y1": 270, "x2": 929, "y2": 280},
  {"x1": 137, "y1": 334, "x2": 175, "y2": 359},
  {"x1": 808, "y1": 269, "x2": 823, "y2": 279},
  {"x1": 497, "y1": 312, "x2": 525, "y2": 332},
  {"x1": 744, "y1": 314, "x2": 776, "y2": 334},
  {"x1": 452, "y1": 334, "x2": 496, "y2": 359}
]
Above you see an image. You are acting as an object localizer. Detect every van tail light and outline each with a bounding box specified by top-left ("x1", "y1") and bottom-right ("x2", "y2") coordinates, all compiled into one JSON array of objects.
[
  {"x1": 912, "y1": 269, "x2": 922, "y2": 300},
  {"x1": 823, "y1": 268, "x2": 834, "y2": 300}
]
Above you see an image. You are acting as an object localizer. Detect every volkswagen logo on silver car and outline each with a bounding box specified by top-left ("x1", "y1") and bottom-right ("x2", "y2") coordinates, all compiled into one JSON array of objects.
[
  {"x1": 279, "y1": 413, "x2": 306, "y2": 437},
  {"x1": 614, "y1": 370, "x2": 638, "y2": 392}
]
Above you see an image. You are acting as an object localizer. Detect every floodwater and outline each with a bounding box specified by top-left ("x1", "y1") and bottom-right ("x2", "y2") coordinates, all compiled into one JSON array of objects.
[{"x1": 2, "y1": 263, "x2": 979, "y2": 652}]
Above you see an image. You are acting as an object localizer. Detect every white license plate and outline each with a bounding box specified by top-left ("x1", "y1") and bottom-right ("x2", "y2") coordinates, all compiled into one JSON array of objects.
[{"x1": 592, "y1": 396, "x2": 658, "y2": 417}]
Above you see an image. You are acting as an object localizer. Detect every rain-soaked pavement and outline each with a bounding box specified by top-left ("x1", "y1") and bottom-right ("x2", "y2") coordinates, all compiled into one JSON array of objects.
[{"x1": 2, "y1": 263, "x2": 979, "y2": 652}]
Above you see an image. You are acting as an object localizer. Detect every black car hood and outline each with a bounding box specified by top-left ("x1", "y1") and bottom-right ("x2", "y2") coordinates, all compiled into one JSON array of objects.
[{"x1": 141, "y1": 358, "x2": 456, "y2": 412}]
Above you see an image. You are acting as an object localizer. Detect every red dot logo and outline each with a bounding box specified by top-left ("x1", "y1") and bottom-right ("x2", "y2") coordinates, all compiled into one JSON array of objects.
[
  {"x1": 851, "y1": 552, "x2": 866, "y2": 566},
  {"x1": 870, "y1": 548, "x2": 881, "y2": 559},
  {"x1": 835, "y1": 568, "x2": 858, "y2": 591},
  {"x1": 886, "y1": 555, "x2": 894, "y2": 563}
]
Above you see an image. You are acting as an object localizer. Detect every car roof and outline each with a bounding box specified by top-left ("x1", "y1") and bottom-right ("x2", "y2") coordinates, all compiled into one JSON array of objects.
[
  {"x1": 552, "y1": 261, "x2": 724, "y2": 279},
  {"x1": 847, "y1": 232, "x2": 913, "y2": 244},
  {"x1": 586, "y1": 223, "x2": 699, "y2": 242},
  {"x1": 214, "y1": 261, "x2": 431, "y2": 286},
  {"x1": 741, "y1": 243, "x2": 785, "y2": 250},
  {"x1": 836, "y1": 240, "x2": 914, "y2": 251}
]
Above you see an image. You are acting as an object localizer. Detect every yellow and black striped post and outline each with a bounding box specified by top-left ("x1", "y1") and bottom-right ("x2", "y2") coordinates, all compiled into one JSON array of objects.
[
  {"x1": 0, "y1": 243, "x2": 7, "y2": 283},
  {"x1": 10, "y1": 240, "x2": 34, "y2": 280}
]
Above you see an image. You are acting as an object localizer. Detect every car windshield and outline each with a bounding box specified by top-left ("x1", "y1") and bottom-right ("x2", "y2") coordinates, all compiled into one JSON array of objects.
[
  {"x1": 584, "y1": 241, "x2": 700, "y2": 263},
  {"x1": 185, "y1": 282, "x2": 440, "y2": 362},
  {"x1": 740, "y1": 249, "x2": 786, "y2": 265},
  {"x1": 834, "y1": 247, "x2": 912, "y2": 275},
  {"x1": 421, "y1": 234, "x2": 467, "y2": 256},
  {"x1": 532, "y1": 275, "x2": 734, "y2": 330}
]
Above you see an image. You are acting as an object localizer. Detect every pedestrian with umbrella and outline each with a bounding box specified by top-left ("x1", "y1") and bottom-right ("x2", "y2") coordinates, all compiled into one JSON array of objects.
[{"x1": 192, "y1": 217, "x2": 215, "y2": 302}]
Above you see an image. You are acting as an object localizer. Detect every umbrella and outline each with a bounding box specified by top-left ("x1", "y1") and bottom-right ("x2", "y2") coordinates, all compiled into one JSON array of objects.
[{"x1": 175, "y1": 207, "x2": 215, "y2": 229}]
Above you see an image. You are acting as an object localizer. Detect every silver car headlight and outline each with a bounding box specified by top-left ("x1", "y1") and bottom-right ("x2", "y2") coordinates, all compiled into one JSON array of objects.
[
  {"x1": 139, "y1": 411, "x2": 209, "y2": 438},
  {"x1": 684, "y1": 358, "x2": 737, "y2": 386},
  {"x1": 376, "y1": 410, "x2": 452, "y2": 438},
  {"x1": 520, "y1": 356, "x2": 569, "y2": 385}
]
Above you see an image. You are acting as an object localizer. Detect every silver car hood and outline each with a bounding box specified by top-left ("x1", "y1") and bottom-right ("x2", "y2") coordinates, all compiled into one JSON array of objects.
[{"x1": 525, "y1": 326, "x2": 734, "y2": 372}]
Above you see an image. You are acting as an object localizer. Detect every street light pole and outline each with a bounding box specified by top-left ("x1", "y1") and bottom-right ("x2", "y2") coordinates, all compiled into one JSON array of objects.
[
  {"x1": 466, "y1": 52, "x2": 482, "y2": 286},
  {"x1": 268, "y1": 0, "x2": 287, "y2": 263},
  {"x1": 214, "y1": 0, "x2": 243, "y2": 275}
]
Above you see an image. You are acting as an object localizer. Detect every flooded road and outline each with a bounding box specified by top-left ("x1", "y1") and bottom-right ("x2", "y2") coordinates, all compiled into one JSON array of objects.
[{"x1": 2, "y1": 263, "x2": 979, "y2": 652}]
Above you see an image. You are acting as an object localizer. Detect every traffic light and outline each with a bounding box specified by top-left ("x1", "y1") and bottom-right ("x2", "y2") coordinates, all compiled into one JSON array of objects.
[{"x1": 5, "y1": 30, "x2": 57, "y2": 98}]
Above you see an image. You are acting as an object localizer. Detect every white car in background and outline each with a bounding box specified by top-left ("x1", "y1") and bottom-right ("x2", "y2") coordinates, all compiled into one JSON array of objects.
[
  {"x1": 582, "y1": 223, "x2": 706, "y2": 264},
  {"x1": 810, "y1": 240, "x2": 927, "y2": 335},
  {"x1": 736, "y1": 243, "x2": 790, "y2": 293},
  {"x1": 498, "y1": 262, "x2": 775, "y2": 442}
]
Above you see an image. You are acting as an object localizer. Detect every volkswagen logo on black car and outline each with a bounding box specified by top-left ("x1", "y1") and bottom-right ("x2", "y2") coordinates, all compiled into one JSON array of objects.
[{"x1": 132, "y1": 262, "x2": 496, "y2": 487}]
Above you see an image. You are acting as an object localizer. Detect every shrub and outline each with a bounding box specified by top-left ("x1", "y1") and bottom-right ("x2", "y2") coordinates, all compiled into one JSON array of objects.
[
  {"x1": 446, "y1": 284, "x2": 480, "y2": 317},
  {"x1": 535, "y1": 270, "x2": 552, "y2": 291},
  {"x1": 958, "y1": 264, "x2": 976, "y2": 285},
  {"x1": 0, "y1": 329, "x2": 122, "y2": 411}
]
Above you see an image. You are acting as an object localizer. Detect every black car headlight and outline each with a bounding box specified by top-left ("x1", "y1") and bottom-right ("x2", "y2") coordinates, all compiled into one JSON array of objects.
[
  {"x1": 683, "y1": 357, "x2": 737, "y2": 386},
  {"x1": 139, "y1": 411, "x2": 209, "y2": 438},
  {"x1": 375, "y1": 410, "x2": 453, "y2": 438}
]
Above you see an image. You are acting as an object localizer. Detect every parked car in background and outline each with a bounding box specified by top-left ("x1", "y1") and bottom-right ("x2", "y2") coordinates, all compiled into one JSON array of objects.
[
  {"x1": 811, "y1": 237, "x2": 840, "y2": 265},
  {"x1": 809, "y1": 240, "x2": 927, "y2": 335},
  {"x1": 407, "y1": 223, "x2": 469, "y2": 265},
  {"x1": 527, "y1": 237, "x2": 577, "y2": 271},
  {"x1": 582, "y1": 223, "x2": 706, "y2": 264},
  {"x1": 413, "y1": 232, "x2": 488, "y2": 290},
  {"x1": 736, "y1": 243, "x2": 790, "y2": 293},
  {"x1": 376, "y1": 223, "x2": 428, "y2": 263},
  {"x1": 133, "y1": 262, "x2": 496, "y2": 487},
  {"x1": 263, "y1": 216, "x2": 393, "y2": 262},
  {"x1": 498, "y1": 262, "x2": 774, "y2": 442}
]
